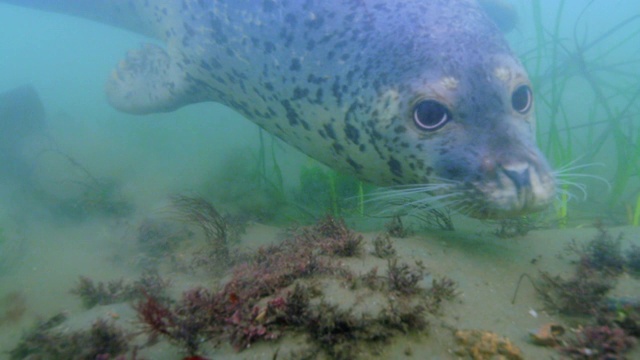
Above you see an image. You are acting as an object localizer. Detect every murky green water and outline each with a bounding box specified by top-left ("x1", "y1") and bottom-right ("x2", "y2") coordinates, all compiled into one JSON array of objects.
[{"x1": 0, "y1": 1, "x2": 639, "y2": 359}]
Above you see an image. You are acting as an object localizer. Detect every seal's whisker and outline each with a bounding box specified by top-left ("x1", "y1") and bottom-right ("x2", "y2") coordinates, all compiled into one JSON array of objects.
[
  {"x1": 368, "y1": 183, "x2": 454, "y2": 195},
  {"x1": 553, "y1": 170, "x2": 611, "y2": 204},
  {"x1": 453, "y1": 203, "x2": 475, "y2": 217},
  {"x1": 361, "y1": 184, "x2": 455, "y2": 204},
  {"x1": 458, "y1": 200, "x2": 480, "y2": 213},
  {"x1": 376, "y1": 196, "x2": 456, "y2": 214},
  {"x1": 402, "y1": 193, "x2": 459, "y2": 207},
  {"x1": 551, "y1": 159, "x2": 611, "y2": 203},
  {"x1": 555, "y1": 184, "x2": 583, "y2": 202},
  {"x1": 553, "y1": 161, "x2": 604, "y2": 174},
  {"x1": 408, "y1": 196, "x2": 461, "y2": 213},
  {"x1": 555, "y1": 172, "x2": 611, "y2": 192},
  {"x1": 553, "y1": 160, "x2": 610, "y2": 187},
  {"x1": 377, "y1": 179, "x2": 459, "y2": 189},
  {"x1": 365, "y1": 189, "x2": 462, "y2": 218},
  {"x1": 552, "y1": 155, "x2": 591, "y2": 172},
  {"x1": 362, "y1": 189, "x2": 436, "y2": 203},
  {"x1": 402, "y1": 196, "x2": 465, "y2": 215}
]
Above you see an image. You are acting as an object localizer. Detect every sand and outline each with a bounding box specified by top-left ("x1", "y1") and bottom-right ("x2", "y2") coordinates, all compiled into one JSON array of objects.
[{"x1": 1, "y1": 210, "x2": 639, "y2": 359}]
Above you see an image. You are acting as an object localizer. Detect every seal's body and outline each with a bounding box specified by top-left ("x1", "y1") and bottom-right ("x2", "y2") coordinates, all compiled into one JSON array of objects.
[{"x1": 1, "y1": 0, "x2": 555, "y2": 218}]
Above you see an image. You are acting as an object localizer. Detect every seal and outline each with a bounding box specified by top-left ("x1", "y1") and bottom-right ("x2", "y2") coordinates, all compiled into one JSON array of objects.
[{"x1": 1, "y1": 0, "x2": 555, "y2": 218}]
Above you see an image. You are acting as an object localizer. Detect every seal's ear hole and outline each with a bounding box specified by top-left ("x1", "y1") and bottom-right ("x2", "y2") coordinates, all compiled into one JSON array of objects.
[
  {"x1": 413, "y1": 100, "x2": 451, "y2": 131},
  {"x1": 511, "y1": 84, "x2": 533, "y2": 114}
]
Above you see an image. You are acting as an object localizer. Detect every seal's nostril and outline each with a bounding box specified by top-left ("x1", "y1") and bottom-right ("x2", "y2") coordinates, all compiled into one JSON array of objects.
[{"x1": 501, "y1": 165, "x2": 531, "y2": 192}]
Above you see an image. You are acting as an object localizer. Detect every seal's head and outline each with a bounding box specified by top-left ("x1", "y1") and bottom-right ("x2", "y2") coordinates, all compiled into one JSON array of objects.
[
  {"x1": 410, "y1": 54, "x2": 555, "y2": 219},
  {"x1": 367, "y1": 1, "x2": 555, "y2": 219}
]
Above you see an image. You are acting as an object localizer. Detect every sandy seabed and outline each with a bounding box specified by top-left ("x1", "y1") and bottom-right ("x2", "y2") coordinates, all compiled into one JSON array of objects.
[{"x1": 1, "y1": 212, "x2": 639, "y2": 360}]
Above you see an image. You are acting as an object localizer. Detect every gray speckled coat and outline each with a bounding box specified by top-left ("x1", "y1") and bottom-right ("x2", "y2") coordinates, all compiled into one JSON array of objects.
[{"x1": 2, "y1": 0, "x2": 555, "y2": 217}]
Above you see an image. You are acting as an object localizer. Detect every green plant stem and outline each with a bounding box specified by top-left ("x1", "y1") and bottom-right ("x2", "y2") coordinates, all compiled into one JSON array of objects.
[
  {"x1": 633, "y1": 194, "x2": 640, "y2": 226},
  {"x1": 358, "y1": 181, "x2": 364, "y2": 216},
  {"x1": 329, "y1": 172, "x2": 338, "y2": 216}
]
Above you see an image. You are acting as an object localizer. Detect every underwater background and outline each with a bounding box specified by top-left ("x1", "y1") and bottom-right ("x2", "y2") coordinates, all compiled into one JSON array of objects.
[{"x1": 0, "y1": 1, "x2": 639, "y2": 359}]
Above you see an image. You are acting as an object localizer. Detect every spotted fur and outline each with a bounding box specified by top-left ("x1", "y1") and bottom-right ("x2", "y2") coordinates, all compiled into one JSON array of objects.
[{"x1": 4, "y1": 0, "x2": 556, "y2": 218}]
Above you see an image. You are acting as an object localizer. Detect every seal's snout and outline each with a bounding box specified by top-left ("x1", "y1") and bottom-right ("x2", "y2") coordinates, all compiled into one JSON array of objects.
[
  {"x1": 499, "y1": 162, "x2": 534, "y2": 210},
  {"x1": 490, "y1": 159, "x2": 555, "y2": 217},
  {"x1": 500, "y1": 163, "x2": 531, "y2": 193}
]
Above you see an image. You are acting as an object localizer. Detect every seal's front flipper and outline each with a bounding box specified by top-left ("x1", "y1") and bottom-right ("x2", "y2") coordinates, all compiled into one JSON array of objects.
[{"x1": 106, "y1": 44, "x2": 204, "y2": 114}]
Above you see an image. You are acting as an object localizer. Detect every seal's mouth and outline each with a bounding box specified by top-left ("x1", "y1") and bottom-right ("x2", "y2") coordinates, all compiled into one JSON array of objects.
[
  {"x1": 458, "y1": 162, "x2": 556, "y2": 219},
  {"x1": 365, "y1": 162, "x2": 555, "y2": 220}
]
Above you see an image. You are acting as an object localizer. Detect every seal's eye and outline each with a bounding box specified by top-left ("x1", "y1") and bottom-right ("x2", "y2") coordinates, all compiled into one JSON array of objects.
[
  {"x1": 413, "y1": 100, "x2": 451, "y2": 131},
  {"x1": 511, "y1": 84, "x2": 533, "y2": 114}
]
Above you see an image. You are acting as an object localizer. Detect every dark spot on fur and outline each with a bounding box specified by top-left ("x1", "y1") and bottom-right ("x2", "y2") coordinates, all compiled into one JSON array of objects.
[
  {"x1": 307, "y1": 74, "x2": 326, "y2": 84},
  {"x1": 281, "y1": 100, "x2": 299, "y2": 127},
  {"x1": 184, "y1": 22, "x2": 195, "y2": 37},
  {"x1": 344, "y1": 124, "x2": 360, "y2": 144},
  {"x1": 199, "y1": 60, "x2": 212, "y2": 71},
  {"x1": 394, "y1": 126, "x2": 407, "y2": 134},
  {"x1": 264, "y1": 41, "x2": 276, "y2": 54},
  {"x1": 305, "y1": 15, "x2": 325, "y2": 29},
  {"x1": 388, "y1": 157, "x2": 402, "y2": 177},
  {"x1": 346, "y1": 70, "x2": 356, "y2": 83},
  {"x1": 347, "y1": 157, "x2": 363, "y2": 172},
  {"x1": 314, "y1": 88, "x2": 323, "y2": 103},
  {"x1": 262, "y1": 0, "x2": 277, "y2": 12},
  {"x1": 290, "y1": 58, "x2": 302, "y2": 71},
  {"x1": 323, "y1": 123, "x2": 336, "y2": 140},
  {"x1": 331, "y1": 77, "x2": 342, "y2": 105},
  {"x1": 306, "y1": 39, "x2": 316, "y2": 51},
  {"x1": 371, "y1": 130, "x2": 383, "y2": 140},
  {"x1": 292, "y1": 87, "x2": 309, "y2": 100},
  {"x1": 285, "y1": 13, "x2": 297, "y2": 26}
]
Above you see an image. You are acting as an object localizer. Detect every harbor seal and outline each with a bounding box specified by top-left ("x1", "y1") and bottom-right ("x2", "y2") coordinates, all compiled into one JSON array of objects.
[{"x1": 1, "y1": 0, "x2": 555, "y2": 218}]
